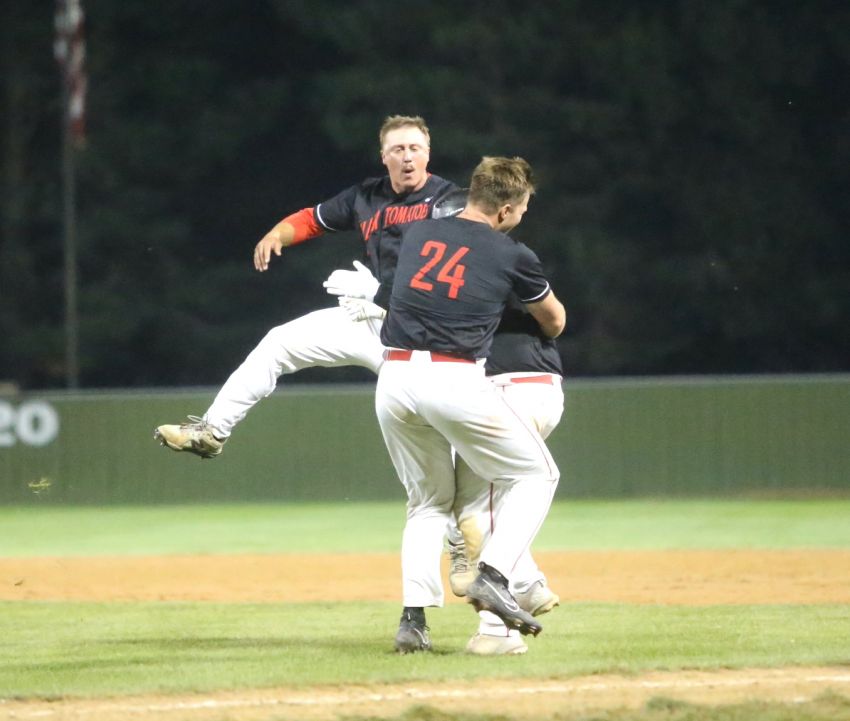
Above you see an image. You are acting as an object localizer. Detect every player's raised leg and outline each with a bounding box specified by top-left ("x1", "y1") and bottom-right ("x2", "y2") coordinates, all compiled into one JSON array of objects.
[{"x1": 155, "y1": 306, "x2": 384, "y2": 457}]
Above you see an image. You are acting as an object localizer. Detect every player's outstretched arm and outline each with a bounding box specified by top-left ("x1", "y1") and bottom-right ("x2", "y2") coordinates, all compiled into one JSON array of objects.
[
  {"x1": 253, "y1": 220, "x2": 295, "y2": 272},
  {"x1": 253, "y1": 207, "x2": 325, "y2": 272},
  {"x1": 526, "y1": 292, "x2": 566, "y2": 339}
]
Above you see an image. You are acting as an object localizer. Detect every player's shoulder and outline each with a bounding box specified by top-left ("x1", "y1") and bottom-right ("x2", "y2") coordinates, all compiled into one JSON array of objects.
[
  {"x1": 441, "y1": 218, "x2": 516, "y2": 256},
  {"x1": 355, "y1": 175, "x2": 391, "y2": 193},
  {"x1": 488, "y1": 227, "x2": 524, "y2": 249},
  {"x1": 503, "y1": 234, "x2": 537, "y2": 255},
  {"x1": 320, "y1": 175, "x2": 387, "y2": 206},
  {"x1": 486, "y1": 233, "x2": 542, "y2": 269},
  {"x1": 406, "y1": 174, "x2": 457, "y2": 205},
  {"x1": 424, "y1": 174, "x2": 458, "y2": 193},
  {"x1": 401, "y1": 215, "x2": 444, "y2": 238}
]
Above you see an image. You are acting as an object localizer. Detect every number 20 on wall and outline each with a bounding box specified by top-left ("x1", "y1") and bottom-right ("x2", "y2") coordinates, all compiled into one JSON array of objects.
[
  {"x1": 0, "y1": 401, "x2": 59, "y2": 447},
  {"x1": 409, "y1": 241, "x2": 469, "y2": 299}
]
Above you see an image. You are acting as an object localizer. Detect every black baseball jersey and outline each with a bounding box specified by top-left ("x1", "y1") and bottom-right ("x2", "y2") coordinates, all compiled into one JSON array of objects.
[
  {"x1": 382, "y1": 217, "x2": 552, "y2": 360},
  {"x1": 314, "y1": 174, "x2": 458, "y2": 308},
  {"x1": 485, "y1": 296, "x2": 564, "y2": 375},
  {"x1": 427, "y1": 189, "x2": 563, "y2": 376}
]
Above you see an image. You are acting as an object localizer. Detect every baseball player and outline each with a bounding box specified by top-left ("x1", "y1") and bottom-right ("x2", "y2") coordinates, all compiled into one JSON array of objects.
[
  {"x1": 154, "y1": 115, "x2": 456, "y2": 453},
  {"x1": 449, "y1": 297, "x2": 565, "y2": 656},
  {"x1": 433, "y1": 193, "x2": 564, "y2": 655},
  {"x1": 376, "y1": 156, "x2": 565, "y2": 653}
]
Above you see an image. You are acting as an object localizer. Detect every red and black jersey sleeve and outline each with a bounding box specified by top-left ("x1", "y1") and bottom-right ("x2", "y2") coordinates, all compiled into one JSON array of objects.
[{"x1": 313, "y1": 184, "x2": 363, "y2": 233}]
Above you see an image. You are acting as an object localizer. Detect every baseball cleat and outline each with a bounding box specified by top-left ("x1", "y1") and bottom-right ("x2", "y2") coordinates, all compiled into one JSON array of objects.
[
  {"x1": 515, "y1": 580, "x2": 560, "y2": 617},
  {"x1": 394, "y1": 609, "x2": 431, "y2": 654},
  {"x1": 154, "y1": 415, "x2": 225, "y2": 459},
  {"x1": 447, "y1": 539, "x2": 475, "y2": 597},
  {"x1": 465, "y1": 563, "x2": 542, "y2": 637},
  {"x1": 465, "y1": 632, "x2": 528, "y2": 656}
]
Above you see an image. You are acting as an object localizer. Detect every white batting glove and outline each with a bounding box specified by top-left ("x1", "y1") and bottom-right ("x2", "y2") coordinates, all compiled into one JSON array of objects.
[
  {"x1": 323, "y1": 260, "x2": 380, "y2": 302},
  {"x1": 339, "y1": 296, "x2": 386, "y2": 322}
]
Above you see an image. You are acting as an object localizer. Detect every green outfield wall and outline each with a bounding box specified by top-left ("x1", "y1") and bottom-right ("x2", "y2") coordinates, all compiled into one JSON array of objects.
[{"x1": 1, "y1": 375, "x2": 848, "y2": 504}]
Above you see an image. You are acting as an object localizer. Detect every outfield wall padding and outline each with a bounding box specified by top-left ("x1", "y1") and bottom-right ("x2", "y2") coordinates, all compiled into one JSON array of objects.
[{"x1": 1, "y1": 375, "x2": 847, "y2": 504}]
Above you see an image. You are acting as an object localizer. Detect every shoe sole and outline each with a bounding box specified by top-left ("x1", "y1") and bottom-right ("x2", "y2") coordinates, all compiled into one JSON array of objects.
[
  {"x1": 467, "y1": 596, "x2": 541, "y2": 636},
  {"x1": 468, "y1": 644, "x2": 527, "y2": 656},
  {"x1": 467, "y1": 645, "x2": 527, "y2": 656},
  {"x1": 465, "y1": 582, "x2": 543, "y2": 637},
  {"x1": 153, "y1": 428, "x2": 221, "y2": 460},
  {"x1": 394, "y1": 643, "x2": 431, "y2": 654},
  {"x1": 394, "y1": 637, "x2": 432, "y2": 654},
  {"x1": 529, "y1": 594, "x2": 560, "y2": 617}
]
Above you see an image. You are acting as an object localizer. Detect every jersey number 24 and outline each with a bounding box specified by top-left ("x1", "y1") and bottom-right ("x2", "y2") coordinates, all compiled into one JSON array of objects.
[{"x1": 409, "y1": 240, "x2": 470, "y2": 299}]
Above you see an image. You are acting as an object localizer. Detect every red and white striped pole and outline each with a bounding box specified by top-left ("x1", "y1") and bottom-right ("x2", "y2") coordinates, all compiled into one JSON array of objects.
[{"x1": 54, "y1": 0, "x2": 87, "y2": 146}]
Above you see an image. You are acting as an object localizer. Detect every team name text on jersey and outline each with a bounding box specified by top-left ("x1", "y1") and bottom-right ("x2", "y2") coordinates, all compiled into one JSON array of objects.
[{"x1": 359, "y1": 202, "x2": 431, "y2": 241}]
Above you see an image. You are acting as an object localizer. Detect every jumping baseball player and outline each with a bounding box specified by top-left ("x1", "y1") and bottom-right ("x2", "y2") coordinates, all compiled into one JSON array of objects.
[
  {"x1": 154, "y1": 115, "x2": 456, "y2": 453},
  {"x1": 376, "y1": 156, "x2": 565, "y2": 653}
]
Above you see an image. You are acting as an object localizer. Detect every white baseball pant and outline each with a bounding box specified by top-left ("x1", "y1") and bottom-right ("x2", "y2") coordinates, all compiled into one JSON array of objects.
[
  {"x1": 454, "y1": 372, "x2": 564, "y2": 593},
  {"x1": 375, "y1": 351, "x2": 559, "y2": 608},
  {"x1": 453, "y1": 372, "x2": 563, "y2": 639},
  {"x1": 204, "y1": 307, "x2": 385, "y2": 438}
]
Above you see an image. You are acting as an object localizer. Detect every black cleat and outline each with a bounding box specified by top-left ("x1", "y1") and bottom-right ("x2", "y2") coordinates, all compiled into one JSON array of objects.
[
  {"x1": 394, "y1": 608, "x2": 432, "y2": 653},
  {"x1": 465, "y1": 563, "x2": 543, "y2": 637}
]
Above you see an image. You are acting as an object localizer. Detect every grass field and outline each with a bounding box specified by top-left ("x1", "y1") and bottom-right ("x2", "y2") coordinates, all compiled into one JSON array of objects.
[
  {"x1": 2, "y1": 499, "x2": 850, "y2": 720},
  {"x1": 4, "y1": 498, "x2": 850, "y2": 556}
]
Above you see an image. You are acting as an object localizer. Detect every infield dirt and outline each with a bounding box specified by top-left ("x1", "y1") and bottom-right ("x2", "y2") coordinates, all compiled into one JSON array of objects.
[{"x1": 3, "y1": 549, "x2": 850, "y2": 604}]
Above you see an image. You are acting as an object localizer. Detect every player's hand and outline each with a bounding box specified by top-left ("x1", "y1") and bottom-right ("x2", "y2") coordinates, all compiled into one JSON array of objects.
[
  {"x1": 323, "y1": 260, "x2": 380, "y2": 301},
  {"x1": 338, "y1": 296, "x2": 386, "y2": 322},
  {"x1": 253, "y1": 233, "x2": 284, "y2": 272}
]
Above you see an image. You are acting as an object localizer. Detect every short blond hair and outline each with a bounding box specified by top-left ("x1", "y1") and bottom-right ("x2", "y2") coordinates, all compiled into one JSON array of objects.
[
  {"x1": 468, "y1": 156, "x2": 535, "y2": 213},
  {"x1": 379, "y1": 115, "x2": 430, "y2": 149}
]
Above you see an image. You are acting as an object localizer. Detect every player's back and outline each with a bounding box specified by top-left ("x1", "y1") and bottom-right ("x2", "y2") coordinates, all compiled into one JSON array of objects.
[{"x1": 382, "y1": 217, "x2": 549, "y2": 360}]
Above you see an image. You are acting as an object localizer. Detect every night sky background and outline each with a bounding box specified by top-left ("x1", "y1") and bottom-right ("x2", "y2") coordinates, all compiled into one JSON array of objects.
[{"x1": 2, "y1": 0, "x2": 847, "y2": 389}]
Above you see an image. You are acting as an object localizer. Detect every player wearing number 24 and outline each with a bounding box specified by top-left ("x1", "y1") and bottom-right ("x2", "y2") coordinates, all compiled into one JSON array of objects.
[{"x1": 377, "y1": 156, "x2": 566, "y2": 648}]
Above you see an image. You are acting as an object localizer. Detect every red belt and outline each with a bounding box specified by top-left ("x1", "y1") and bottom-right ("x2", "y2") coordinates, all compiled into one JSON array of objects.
[
  {"x1": 508, "y1": 374, "x2": 556, "y2": 385},
  {"x1": 383, "y1": 349, "x2": 475, "y2": 364}
]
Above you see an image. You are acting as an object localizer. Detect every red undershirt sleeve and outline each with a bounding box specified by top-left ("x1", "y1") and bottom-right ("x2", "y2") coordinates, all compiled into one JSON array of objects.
[{"x1": 282, "y1": 207, "x2": 324, "y2": 246}]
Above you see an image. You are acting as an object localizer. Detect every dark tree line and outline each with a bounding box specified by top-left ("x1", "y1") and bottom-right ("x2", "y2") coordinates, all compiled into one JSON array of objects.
[{"x1": 1, "y1": 0, "x2": 848, "y2": 389}]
